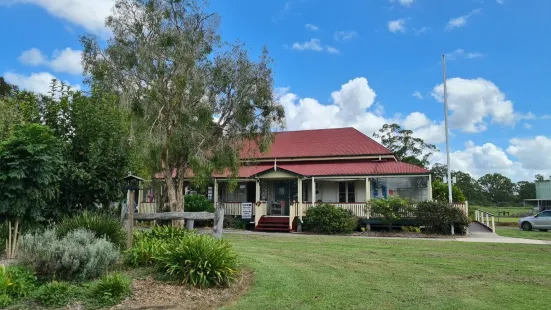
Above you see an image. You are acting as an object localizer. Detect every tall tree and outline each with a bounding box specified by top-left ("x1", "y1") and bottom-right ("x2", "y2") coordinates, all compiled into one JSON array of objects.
[
  {"x1": 453, "y1": 171, "x2": 484, "y2": 204},
  {"x1": 0, "y1": 124, "x2": 62, "y2": 258},
  {"x1": 430, "y1": 163, "x2": 447, "y2": 181},
  {"x1": 81, "y1": 0, "x2": 284, "y2": 218},
  {"x1": 1, "y1": 81, "x2": 132, "y2": 217},
  {"x1": 373, "y1": 123, "x2": 437, "y2": 168},
  {"x1": 517, "y1": 181, "x2": 536, "y2": 201},
  {"x1": 478, "y1": 173, "x2": 515, "y2": 204}
]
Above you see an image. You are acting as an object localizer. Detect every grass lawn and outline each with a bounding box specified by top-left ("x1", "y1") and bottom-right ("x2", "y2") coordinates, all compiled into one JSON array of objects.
[
  {"x1": 494, "y1": 217, "x2": 521, "y2": 223},
  {"x1": 473, "y1": 205, "x2": 532, "y2": 216},
  {"x1": 224, "y1": 234, "x2": 551, "y2": 310},
  {"x1": 496, "y1": 226, "x2": 551, "y2": 241}
]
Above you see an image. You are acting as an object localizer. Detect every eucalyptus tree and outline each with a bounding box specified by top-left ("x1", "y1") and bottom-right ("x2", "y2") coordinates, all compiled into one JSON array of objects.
[{"x1": 81, "y1": 0, "x2": 284, "y2": 217}]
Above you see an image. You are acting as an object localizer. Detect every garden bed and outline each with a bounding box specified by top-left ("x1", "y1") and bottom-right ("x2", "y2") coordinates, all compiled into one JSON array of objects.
[{"x1": 111, "y1": 270, "x2": 253, "y2": 310}]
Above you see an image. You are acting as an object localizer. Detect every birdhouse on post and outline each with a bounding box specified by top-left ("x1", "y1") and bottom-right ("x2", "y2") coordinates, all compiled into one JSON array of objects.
[{"x1": 123, "y1": 173, "x2": 143, "y2": 248}]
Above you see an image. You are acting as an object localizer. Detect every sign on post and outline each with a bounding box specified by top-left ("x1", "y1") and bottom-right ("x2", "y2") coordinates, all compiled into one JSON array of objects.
[{"x1": 242, "y1": 202, "x2": 253, "y2": 219}]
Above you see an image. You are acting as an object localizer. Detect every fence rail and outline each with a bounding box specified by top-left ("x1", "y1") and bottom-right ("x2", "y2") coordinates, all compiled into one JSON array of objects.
[{"x1": 475, "y1": 209, "x2": 495, "y2": 232}]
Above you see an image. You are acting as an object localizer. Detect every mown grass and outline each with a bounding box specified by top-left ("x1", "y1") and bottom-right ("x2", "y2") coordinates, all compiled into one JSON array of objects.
[
  {"x1": 224, "y1": 234, "x2": 551, "y2": 310},
  {"x1": 496, "y1": 227, "x2": 551, "y2": 241},
  {"x1": 473, "y1": 205, "x2": 532, "y2": 216}
]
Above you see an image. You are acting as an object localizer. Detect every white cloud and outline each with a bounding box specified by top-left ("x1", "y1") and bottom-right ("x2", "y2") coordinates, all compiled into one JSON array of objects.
[
  {"x1": 49, "y1": 48, "x2": 83, "y2": 75},
  {"x1": 412, "y1": 91, "x2": 423, "y2": 99},
  {"x1": 389, "y1": 0, "x2": 414, "y2": 7},
  {"x1": 18, "y1": 47, "x2": 83, "y2": 75},
  {"x1": 507, "y1": 137, "x2": 551, "y2": 170},
  {"x1": 334, "y1": 30, "x2": 358, "y2": 41},
  {"x1": 3, "y1": 71, "x2": 80, "y2": 94},
  {"x1": 278, "y1": 77, "x2": 445, "y2": 144},
  {"x1": 18, "y1": 48, "x2": 47, "y2": 66},
  {"x1": 291, "y1": 39, "x2": 339, "y2": 54},
  {"x1": 446, "y1": 48, "x2": 485, "y2": 60},
  {"x1": 388, "y1": 19, "x2": 406, "y2": 33},
  {"x1": 432, "y1": 138, "x2": 551, "y2": 181},
  {"x1": 413, "y1": 26, "x2": 429, "y2": 35},
  {"x1": 305, "y1": 23, "x2": 319, "y2": 31},
  {"x1": 326, "y1": 46, "x2": 340, "y2": 54},
  {"x1": 446, "y1": 8, "x2": 482, "y2": 30},
  {"x1": 432, "y1": 77, "x2": 515, "y2": 133},
  {"x1": 292, "y1": 39, "x2": 324, "y2": 51},
  {"x1": 523, "y1": 123, "x2": 533, "y2": 129},
  {"x1": 3, "y1": 0, "x2": 114, "y2": 36}
]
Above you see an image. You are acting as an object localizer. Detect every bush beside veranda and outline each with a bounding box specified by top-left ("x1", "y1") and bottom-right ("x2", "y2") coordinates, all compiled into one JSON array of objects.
[
  {"x1": 414, "y1": 201, "x2": 470, "y2": 235},
  {"x1": 303, "y1": 203, "x2": 358, "y2": 234},
  {"x1": 184, "y1": 194, "x2": 215, "y2": 212},
  {"x1": 18, "y1": 229, "x2": 120, "y2": 281}
]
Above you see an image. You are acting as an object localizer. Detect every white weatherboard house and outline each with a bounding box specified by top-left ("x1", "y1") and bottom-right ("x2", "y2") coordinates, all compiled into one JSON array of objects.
[
  {"x1": 211, "y1": 127, "x2": 434, "y2": 231},
  {"x1": 140, "y1": 128, "x2": 440, "y2": 231}
]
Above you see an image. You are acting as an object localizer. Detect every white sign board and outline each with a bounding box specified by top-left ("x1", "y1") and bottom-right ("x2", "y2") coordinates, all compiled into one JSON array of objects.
[{"x1": 242, "y1": 202, "x2": 253, "y2": 219}]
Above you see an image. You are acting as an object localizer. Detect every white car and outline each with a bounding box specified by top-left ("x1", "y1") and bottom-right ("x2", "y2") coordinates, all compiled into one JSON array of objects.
[{"x1": 519, "y1": 210, "x2": 551, "y2": 231}]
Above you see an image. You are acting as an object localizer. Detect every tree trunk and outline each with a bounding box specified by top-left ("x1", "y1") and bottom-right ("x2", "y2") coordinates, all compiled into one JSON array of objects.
[
  {"x1": 6, "y1": 218, "x2": 20, "y2": 259},
  {"x1": 212, "y1": 202, "x2": 224, "y2": 239}
]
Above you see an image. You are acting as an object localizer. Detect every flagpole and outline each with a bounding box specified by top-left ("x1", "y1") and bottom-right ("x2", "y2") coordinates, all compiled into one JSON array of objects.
[{"x1": 442, "y1": 54, "x2": 453, "y2": 204}]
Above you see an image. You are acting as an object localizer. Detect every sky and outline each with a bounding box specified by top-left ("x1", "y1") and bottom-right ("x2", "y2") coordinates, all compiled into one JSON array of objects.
[{"x1": 1, "y1": 0, "x2": 550, "y2": 182}]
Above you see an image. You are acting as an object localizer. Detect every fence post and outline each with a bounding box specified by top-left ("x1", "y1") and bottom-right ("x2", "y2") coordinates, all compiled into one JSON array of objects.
[
  {"x1": 485, "y1": 213, "x2": 489, "y2": 228},
  {"x1": 126, "y1": 190, "x2": 134, "y2": 249},
  {"x1": 491, "y1": 216, "x2": 495, "y2": 233}
]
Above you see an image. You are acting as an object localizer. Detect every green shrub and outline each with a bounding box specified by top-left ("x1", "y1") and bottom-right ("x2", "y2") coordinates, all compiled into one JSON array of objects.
[
  {"x1": 33, "y1": 281, "x2": 78, "y2": 307},
  {"x1": 367, "y1": 197, "x2": 411, "y2": 230},
  {"x1": 415, "y1": 201, "x2": 470, "y2": 235},
  {"x1": 432, "y1": 180, "x2": 466, "y2": 203},
  {"x1": 401, "y1": 226, "x2": 421, "y2": 233},
  {"x1": 155, "y1": 233, "x2": 238, "y2": 288},
  {"x1": 0, "y1": 265, "x2": 37, "y2": 299},
  {"x1": 184, "y1": 194, "x2": 215, "y2": 212},
  {"x1": 90, "y1": 272, "x2": 132, "y2": 306},
  {"x1": 0, "y1": 294, "x2": 12, "y2": 308},
  {"x1": 148, "y1": 225, "x2": 194, "y2": 240},
  {"x1": 303, "y1": 203, "x2": 358, "y2": 234},
  {"x1": 223, "y1": 216, "x2": 247, "y2": 230},
  {"x1": 124, "y1": 226, "x2": 192, "y2": 267},
  {"x1": 124, "y1": 234, "x2": 164, "y2": 267},
  {"x1": 56, "y1": 211, "x2": 127, "y2": 248},
  {"x1": 18, "y1": 229, "x2": 120, "y2": 281}
]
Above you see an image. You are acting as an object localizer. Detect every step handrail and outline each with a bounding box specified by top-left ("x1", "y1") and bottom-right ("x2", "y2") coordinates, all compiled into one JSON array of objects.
[{"x1": 474, "y1": 209, "x2": 495, "y2": 232}]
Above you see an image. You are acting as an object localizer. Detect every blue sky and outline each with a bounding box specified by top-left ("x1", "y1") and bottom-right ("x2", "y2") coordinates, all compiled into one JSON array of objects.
[{"x1": 1, "y1": 0, "x2": 550, "y2": 181}]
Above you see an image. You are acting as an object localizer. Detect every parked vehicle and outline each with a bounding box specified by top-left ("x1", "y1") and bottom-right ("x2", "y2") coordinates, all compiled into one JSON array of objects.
[{"x1": 519, "y1": 210, "x2": 551, "y2": 231}]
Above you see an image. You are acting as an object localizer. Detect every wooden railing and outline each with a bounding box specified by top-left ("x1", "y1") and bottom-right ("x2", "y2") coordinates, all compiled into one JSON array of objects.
[
  {"x1": 298, "y1": 201, "x2": 468, "y2": 218},
  {"x1": 222, "y1": 202, "x2": 243, "y2": 216},
  {"x1": 475, "y1": 209, "x2": 495, "y2": 232}
]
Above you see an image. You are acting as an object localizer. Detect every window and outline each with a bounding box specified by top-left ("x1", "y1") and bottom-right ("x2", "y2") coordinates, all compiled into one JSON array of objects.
[
  {"x1": 338, "y1": 182, "x2": 356, "y2": 203},
  {"x1": 339, "y1": 182, "x2": 346, "y2": 202},
  {"x1": 348, "y1": 183, "x2": 355, "y2": 202},
  {"x1": 539, "y1": 211, "x2": 551, "y2": 217}
]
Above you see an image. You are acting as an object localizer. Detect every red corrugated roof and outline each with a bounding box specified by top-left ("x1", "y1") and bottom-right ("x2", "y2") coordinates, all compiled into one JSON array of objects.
[
  {"x1": 241, "y1": 127, "x2": 392, "y2": 159},
  {"x1": 210, "y1": 160, "x2": 428, "y2": 178}
]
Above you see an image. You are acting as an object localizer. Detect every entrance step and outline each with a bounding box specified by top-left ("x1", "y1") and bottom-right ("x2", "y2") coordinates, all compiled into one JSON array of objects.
[{"x1": 256, "y1": 216, "x2": 291, "y2": 232}]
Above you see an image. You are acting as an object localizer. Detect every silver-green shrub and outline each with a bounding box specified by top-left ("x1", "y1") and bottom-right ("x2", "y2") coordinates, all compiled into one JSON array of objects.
[{"x1": 18, "y1": 229, "x2": 119, "y2": 281}]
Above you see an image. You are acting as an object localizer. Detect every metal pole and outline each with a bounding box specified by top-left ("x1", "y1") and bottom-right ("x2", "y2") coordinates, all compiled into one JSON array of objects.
[{"x1": 442, "y1": 54, "x2": 453, "y2": 204}]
